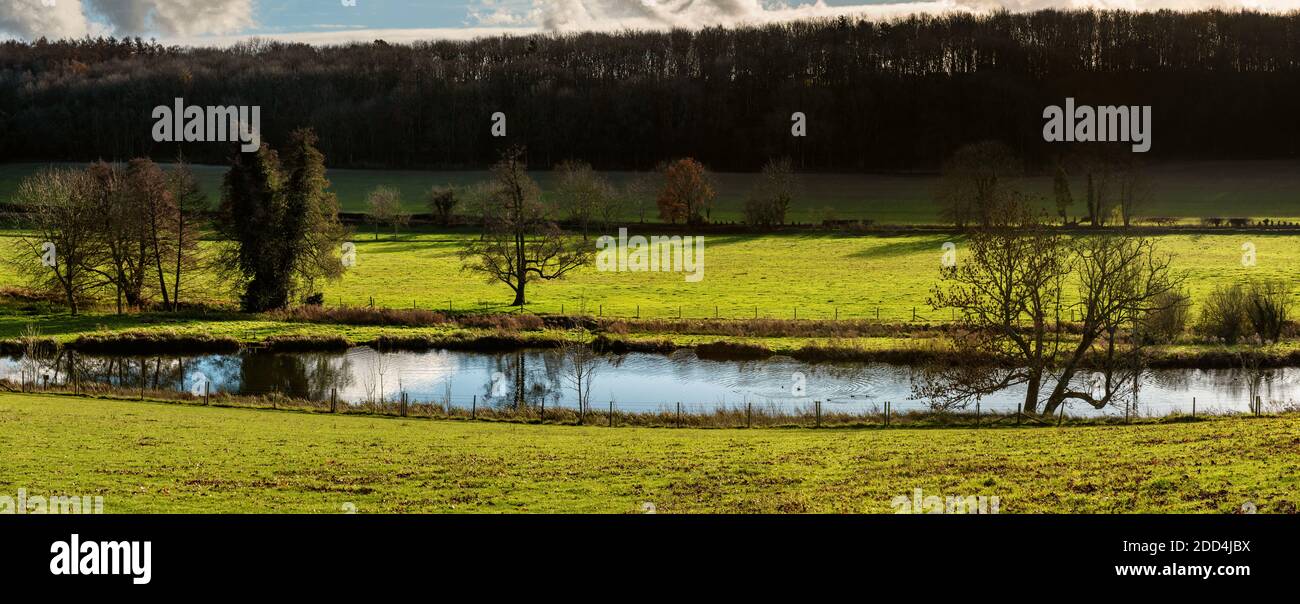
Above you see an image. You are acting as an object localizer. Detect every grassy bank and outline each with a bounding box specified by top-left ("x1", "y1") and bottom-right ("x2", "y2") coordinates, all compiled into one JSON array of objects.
[{"x1": 0, "y1": 392, "x2": 1295, "y2": 513}]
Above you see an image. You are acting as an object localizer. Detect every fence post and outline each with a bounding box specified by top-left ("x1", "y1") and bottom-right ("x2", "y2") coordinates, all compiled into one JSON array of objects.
[
  {"x1": 471, "y1": 394, "x2": 477, "y2": 420},
  {"x1": 330, "y1": 387, "x2": 336, "y2": 413},
  {"x1": 205, "y1": 381, "x2": 210, "y2": 406},
  {"x1": 884, "y1": 401, "x2": 890, "y2": 427},
  {"x1": 746, "y1": 402, "x2": 752, "y2": 429},
  {"x1": 1124, "y1": 401, "x2": 1130, "y2": 424},
  {"x1": 1256, "y1": 396, "x2": 1261, "y2": 417},
  {"x1": 676, "y1": 402, "x2": 681, "y2": 428},
  {"x1": 400, "y1": 392, "x2": 407, "y2": 417},
  {"x1": 815, "y1": 400, "x2": 821, "y2": 428},
  {"x1": 1192, "y1": 396, "x2": 1196, "y2": 419},
  {"x1": 1016, "y1": 402, "x2": 1022, "y2": 426},
  {"x1": 609, "y1": 400, "x2": 614, "y2": 427}
]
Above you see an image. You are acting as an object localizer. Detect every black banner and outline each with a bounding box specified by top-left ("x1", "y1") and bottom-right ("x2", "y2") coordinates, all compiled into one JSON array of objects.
[{"x1": 0, "y1": 514, "x2": 1287, "y2": 592}]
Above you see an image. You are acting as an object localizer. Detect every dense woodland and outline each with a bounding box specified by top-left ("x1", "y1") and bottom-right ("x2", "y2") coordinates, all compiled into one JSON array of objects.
[{"x1": 4, "y1": 9, "x2": 1300, "y2": 171}]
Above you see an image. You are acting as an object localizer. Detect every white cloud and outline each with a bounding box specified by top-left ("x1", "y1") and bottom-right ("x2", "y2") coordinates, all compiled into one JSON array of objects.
[
  {"x1": 161, "y1": 27, "x2": 536, "y2": 47},
  {"x1": 88, "y1": 0, "x2": 254, "y2": 37},
  {"x1": 501, "y1": 0, "x2": 1300, "y2": 32},
  {"x1": 0, "y1": 0, "x2": 253, "y2": 40},
  {"x1": 0, "y1": 0, "x2": 91, "y2": 40}
]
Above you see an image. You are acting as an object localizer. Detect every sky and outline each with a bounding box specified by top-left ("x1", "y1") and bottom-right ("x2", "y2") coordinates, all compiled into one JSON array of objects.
[{"x1": 3, "y1": 1, "x2": 1300, "y2": 46}]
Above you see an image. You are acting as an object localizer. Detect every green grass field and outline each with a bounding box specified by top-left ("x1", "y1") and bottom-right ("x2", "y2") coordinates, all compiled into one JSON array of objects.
[
  {"x1": 1, "y1": 392, "x2": 1294, "y2": 513},
  {"x1": 0, "y1": 230, "x2": 1296, "y2": 331},
  {"x1": 5, "y1": 159, "x2": 1300, "y2": 224}
]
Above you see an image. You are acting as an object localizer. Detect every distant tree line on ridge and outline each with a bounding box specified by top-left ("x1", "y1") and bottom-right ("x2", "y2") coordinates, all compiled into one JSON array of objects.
[{"x1": 5, "y1": 9, "x2": 1300, "y2": 171}]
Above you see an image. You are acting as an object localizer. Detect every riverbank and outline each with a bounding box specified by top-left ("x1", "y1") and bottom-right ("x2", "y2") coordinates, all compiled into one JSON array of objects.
[
  {"x1": 4, "y1": 301, "x2": 1300, "y2": 369},
  {"x1": 1, "y1": 391, "x2": 1294, "y2": 513}
]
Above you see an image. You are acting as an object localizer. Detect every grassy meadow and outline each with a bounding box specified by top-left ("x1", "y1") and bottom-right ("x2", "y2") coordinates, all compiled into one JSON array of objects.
[
  {"x1": 3, "y1": 230, "x2": 1293, "y2": 323},
  {"x1": 5, "y1": 159, "x2": 1300, "y2": 224},
  {"x1": 1, "y1": 392, "x2": 1295, "y2": 513}
]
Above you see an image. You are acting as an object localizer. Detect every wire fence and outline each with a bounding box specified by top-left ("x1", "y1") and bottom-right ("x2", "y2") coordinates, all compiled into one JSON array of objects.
[
  {"x1": 322, "y1": 296, "x2": 1130, "y2": 325},
  {"x1": 333, "y1": 296, "x2": 955, "y2": 323}
]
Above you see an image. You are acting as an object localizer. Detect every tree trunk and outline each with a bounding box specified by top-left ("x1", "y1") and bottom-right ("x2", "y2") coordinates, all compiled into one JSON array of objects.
[{"x1": 1022, "y1": 370, "x2": 1042, "y2": 414}]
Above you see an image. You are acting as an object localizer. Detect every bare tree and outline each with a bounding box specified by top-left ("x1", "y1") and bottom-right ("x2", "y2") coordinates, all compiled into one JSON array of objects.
[
  {"x1": 744, "y1": 157, "x2": 799, "y2": 228},
  {"x1": 920, "y1": 195, "x2": 1067, "y2": 414},
  {"x1": 922, "y1": 199, "x2": 1183, "y2": 414},
  {"x1": 561, "y1": 332, "x2": 599, "y2": 421},
  {"x1": 366, "y1": 186, "x2": 407, "y2": 240},
  {"x1": 459, "y1": 148, "x2": 593, "y2": 306},
  {"x1": 12, "y1": 168, "x2": 102, "y2": 315},
  {"x1": 1115, "y1": 157, "x2": 1148, "y2": 227},
  {"x1": 165, "y1": 157, "x2": 207, "y2": 310},
  {"x1": 622, "y1": 173, "x2": 657, "y2": 224},
  {"x1": 553, "y1": 160, "x2": 614, "y2": 240},
  {"x1": 936, "y1": 141, "x2": 1020, "y2": 228}
]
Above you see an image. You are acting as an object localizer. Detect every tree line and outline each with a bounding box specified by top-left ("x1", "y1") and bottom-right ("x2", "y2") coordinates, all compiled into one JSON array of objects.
[
  {"x1": 15, "y1": 137, "x2": 768, "y2": 312},
  {"x1": 5, "y1": 9, "x2": 1300, "y2": 171}
]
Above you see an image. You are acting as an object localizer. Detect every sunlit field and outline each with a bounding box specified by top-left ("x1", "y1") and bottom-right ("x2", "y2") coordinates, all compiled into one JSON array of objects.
[
  {"x1": 0, "y1": 230, "x2": 1295, "y2": 322},
  {"x1": 2, "y1": 392, "x2": 1296, "y2": 513}
]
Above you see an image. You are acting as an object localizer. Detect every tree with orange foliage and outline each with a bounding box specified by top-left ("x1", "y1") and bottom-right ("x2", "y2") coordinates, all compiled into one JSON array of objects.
[{"x1": 656, "y1": 158, "x2": 715, "y2": 225}]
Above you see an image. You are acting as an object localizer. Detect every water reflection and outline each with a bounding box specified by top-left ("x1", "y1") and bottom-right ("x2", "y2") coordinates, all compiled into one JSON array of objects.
[{"x1": 2, "y1": 348, "x2": 1297, "y2": 417}]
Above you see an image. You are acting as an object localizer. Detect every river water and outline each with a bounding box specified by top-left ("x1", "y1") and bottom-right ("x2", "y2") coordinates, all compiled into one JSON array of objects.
[{"x1": 3, "y1": 347, "x2": 1296, "y2": 417}]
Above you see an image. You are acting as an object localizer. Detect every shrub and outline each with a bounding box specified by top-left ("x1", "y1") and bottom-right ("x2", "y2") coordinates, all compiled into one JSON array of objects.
[
  {"x1": 1245, "y1": 281, "x2": 1292, "y2": 342},
  {"x1": 1140, "y1": 289, "x2": 1191, "y2": 344},
  {"x1": 1197, "y1": 285, "x2": 1249, "y2": 344},
  {"x1": 427, "y1": 185, "x2": 458, "y2": 226}
]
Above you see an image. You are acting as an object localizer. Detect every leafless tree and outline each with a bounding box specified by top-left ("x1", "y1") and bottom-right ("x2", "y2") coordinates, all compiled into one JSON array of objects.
[
  {"x1": 459, "y1": 148, "x2": 593, "y2": 306},
  {"x1": 921, "y1": 198, "x2": 1184, "y2": 414},
  {"x1": 11, "y1": 167, "x2": 102, "y2": 315},
  {"x1": 366, "y1": 186, "x2": 407, "y2": 240},
  {"x1": 936, "y1": 141, "x2": 1020, "y2": 228},
  {"x1": 622, "y1": 173, "x2": 658, "y2": 224},
  {"x1": 165, "y1": 157, "x2": 207, "y2": 310},
  {"x1": 1115, "y1": 157, "x2": 1148, "y2": 227},
  {"x1": 553, "y1": 160, "x2": 614, "y2": 240},
  {"x1": 561, "y1": 332, "x2": 599, "y2": 420}
]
